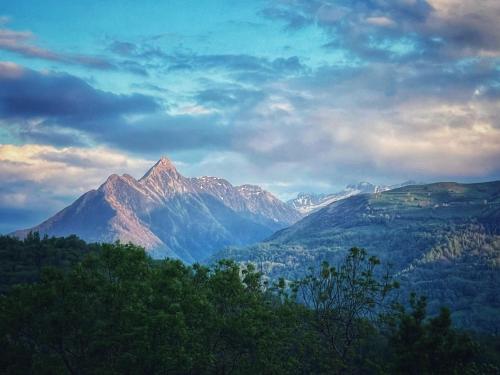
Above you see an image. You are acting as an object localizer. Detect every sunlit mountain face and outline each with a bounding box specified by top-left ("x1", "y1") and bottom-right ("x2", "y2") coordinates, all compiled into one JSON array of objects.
[
  {"x1": 14, "y1": 157, "x2": 301, "y2": 263},
  {"x1": 0, "y1": 0, "x2": 499, "y2": 233}
]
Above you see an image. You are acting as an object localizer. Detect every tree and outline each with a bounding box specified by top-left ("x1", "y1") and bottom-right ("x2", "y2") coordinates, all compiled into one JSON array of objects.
[
  {"x1": 294, "y1": 247, "x2": 398, "y2": 372},
  {"x1": 388, "y1": 293, "x2": 479, "y2": 374},
  {"x1": 0, "y1": 238, "x2": 494, "y2": 374}
]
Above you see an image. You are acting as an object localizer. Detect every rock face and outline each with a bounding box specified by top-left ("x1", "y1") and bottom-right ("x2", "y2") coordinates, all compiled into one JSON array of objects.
[
  {"x1": 287, "y1": 181, "x2": 419, "y2": 214},
  {"x1": 15, "y1": 157, "x2": 302, "y2": 262}
]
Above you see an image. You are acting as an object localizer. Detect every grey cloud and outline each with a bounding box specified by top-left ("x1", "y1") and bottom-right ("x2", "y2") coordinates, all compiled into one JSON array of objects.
[
  {"x1": 0, "y1": 64, "x2": 232, "y2": 154},
  {"x1": 106, "y1": 38, "x2": 307, "y2": 82},
  {"x1": 261, "y1": 0, "x2": 500, "y2": 61},
  {"x1": 0, "y1": 65, "x2": 159, "y2": 124}
]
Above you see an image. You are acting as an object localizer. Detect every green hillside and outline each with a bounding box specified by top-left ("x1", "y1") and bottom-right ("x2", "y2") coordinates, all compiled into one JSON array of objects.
[{"x1": 213, "y1": 181, "x2": 500, "y2": 332}]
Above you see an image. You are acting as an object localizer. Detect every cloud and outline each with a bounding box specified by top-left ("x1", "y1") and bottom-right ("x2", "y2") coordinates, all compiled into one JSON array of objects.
[
  {"x1": 261, "y1": 0, "x2": 500, "y2": 60},
  {"x1": 0, "y1": 144, "x2": 155, "y2": 232},
  {"x1": 426, "y1": 0, "x2": 500, "y2": 56},
  {"x1": 365, "y1": 16, "x2": 396, "y2": 28},
  {"x1": 191, "y1": 55, "x2": 499, "y2": 188},
  {"x1": 0, "y1": 62, "x2": 159, "y2": 133},
  {"x1": 0, "y1": 144, "x2": 153, "y2": 190},
  {"x1": 0, "y1": 60, "x2": 23, "y2": 78},
  {"x1": 1, "y1": 2, "x2": 499, "y2": 206},
  {"x1": 101, "y1": 113, "x2": 231, "y2": 153},
  {"x1": 195, "y1": 85, "x2": 265, "y2": 109},
  {"x1": 108, "y1": 40, "x2": 167, "y2": 60},
  {"x1": 106, "y1": 38, "x2": 307, "y2": 83},
  {"x1": 0, "y1": 25, "x2": 160, "y2": 75},
  {"x1": 166, "y1": 53, "x2": 306, "y2": 82},
  {"x1": 0, "y1": 62, "x2": 235, "y2": 153},
  {"x1": 0, "y1": 27, "x2": 116, "y2": 70}
]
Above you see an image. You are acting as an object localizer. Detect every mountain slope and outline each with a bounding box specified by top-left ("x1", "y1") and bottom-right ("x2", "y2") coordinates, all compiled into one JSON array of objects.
[
  {"x1": 15, "y1": 157, "x2": 301, "y2": 262},
  {"x1": 287, "y1": 181, "x2": 420, "y2": 214},
  {"x1": 213, "y1": 181, "x2": 500, "y2": 331}
]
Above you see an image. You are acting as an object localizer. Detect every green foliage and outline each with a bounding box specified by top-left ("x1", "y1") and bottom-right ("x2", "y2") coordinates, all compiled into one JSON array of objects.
[
  {"x1": 294, "y1": 248, "x2": 399, "y2": 371},
  {"x1": 0, "y1": 236, "x2": 498, "y2": 374},
  {"x1": 213, "y1": 182, "x2": 500, "y2": 333},
  {"x1": 386, "y1": 294, "x2": 486, "y2": 374},
  {"x1": 0, "y1": 233, "x2": 93, "y2": 293}
]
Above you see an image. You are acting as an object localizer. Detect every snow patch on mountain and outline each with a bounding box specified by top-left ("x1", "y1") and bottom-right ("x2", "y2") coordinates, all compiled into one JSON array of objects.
[{"x1": 288, "y1": 181, "x2": 420, "y2": 214}]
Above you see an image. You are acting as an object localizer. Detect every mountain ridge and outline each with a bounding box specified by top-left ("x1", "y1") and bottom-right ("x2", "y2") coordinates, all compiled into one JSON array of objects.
[
  {"x1": 14, "y1": 157, "x2": 302, "y2": 262},
  {"x1": 287, "y1": 180, "x2": 421, "y2": 214}
]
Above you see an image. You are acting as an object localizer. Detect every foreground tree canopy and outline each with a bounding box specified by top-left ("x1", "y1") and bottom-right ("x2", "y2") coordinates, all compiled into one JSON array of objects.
[{"x1": 0, "y1": 235, "x2": 499, "y2": 374}]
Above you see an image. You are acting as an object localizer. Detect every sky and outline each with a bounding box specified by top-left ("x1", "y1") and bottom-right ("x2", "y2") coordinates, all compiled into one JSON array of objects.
[{"x1": 0, "y1": 0, "x2": 499, "y2": 233}]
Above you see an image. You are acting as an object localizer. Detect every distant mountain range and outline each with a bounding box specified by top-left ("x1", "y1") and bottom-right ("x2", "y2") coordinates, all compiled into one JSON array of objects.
[
  {"x1": 213, "y1": 181, "x2": 500, "y2": 332},
  {"x1": 287, "y1": 181, "x2": 420, "y2": 214},
  {"x1": 14, "y1": 157, "x2": 301, "y2": 263}
]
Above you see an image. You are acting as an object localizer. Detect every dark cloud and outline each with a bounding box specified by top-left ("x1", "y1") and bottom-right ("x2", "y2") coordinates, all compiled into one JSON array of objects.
[
  {"x1": 0, "y1": 64, "x2": 159, "y2": 126},
  {"x1": 261, "y1": 0, "x2": 500, "y2": 61},
  {"x1": 0, "y1": 63, "x2": 234, "y2": 153},
  {"x1": 16, "y1": 125, "x2": 89, "y2": 148}
]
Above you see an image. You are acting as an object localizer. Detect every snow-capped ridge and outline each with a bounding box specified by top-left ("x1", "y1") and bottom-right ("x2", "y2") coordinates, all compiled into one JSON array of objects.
[{"x1": 288, "y1": 180, "x2": 422, "y2": 214}]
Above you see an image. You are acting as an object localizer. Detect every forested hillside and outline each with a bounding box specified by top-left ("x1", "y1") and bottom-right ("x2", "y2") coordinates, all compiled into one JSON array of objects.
[
  {"x1": 1, "y1": 236, "x2": 499, "y2": 374},
  {"x1": 213, "y1": 182, "x2": 500, "y2": 332}
]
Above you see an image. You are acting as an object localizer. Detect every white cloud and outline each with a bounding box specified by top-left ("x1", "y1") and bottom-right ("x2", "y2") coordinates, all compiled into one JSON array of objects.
[
  {"x1": 0, "y1": 144, "x2": 154, "y2": 206},
  {"x1": 0, "y1": 61, "x2": 24, "y2": 78},
  {"x1": 365, "y1": 16, "x2": 396, "y2": 28}
]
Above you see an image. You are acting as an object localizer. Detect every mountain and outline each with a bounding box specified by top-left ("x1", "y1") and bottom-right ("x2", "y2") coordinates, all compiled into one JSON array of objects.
[
  {"x1": 14, "y1": 157, "x2": 301, "y2": 263},
  {"x1": 213, "y1": 181, "x2": 500, "y2": 332},
  {"x1": 287, "y1": 181, "x2": 419, "y2": 214}
]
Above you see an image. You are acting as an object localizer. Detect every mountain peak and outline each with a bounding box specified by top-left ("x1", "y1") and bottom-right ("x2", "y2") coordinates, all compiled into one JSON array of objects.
[
  {"x1": 156, "y1": 156, "x2": 176, "y2": 170},
  {"x1": 14, "y1": 155, "x2": 302, "y2": 262},
  {"x1": 140, "y1": 156, "x2": 178, "y2": 181}
]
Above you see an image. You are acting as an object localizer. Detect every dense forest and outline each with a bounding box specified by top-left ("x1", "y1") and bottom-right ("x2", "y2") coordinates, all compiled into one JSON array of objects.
[{"x1": 1, "y1": 234, "x2": 499, "y2": 374}]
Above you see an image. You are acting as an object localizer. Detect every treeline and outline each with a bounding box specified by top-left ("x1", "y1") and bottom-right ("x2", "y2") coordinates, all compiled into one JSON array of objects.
[
  {"x1": 0, "y1": 235, "x2": 499, "y2": 374},
  {"x1": 0, "y1": 232, "x2": 93, "y2": 293}
]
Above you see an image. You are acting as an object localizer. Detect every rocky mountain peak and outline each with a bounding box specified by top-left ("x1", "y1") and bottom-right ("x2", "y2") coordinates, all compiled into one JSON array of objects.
[
  {"x1": 138, "y1": 156, "x2": 189, "y2": 194},
  {"x1": 99, "y1": 174, "x2": 130, "y2": 191},
  {"x1": 15, "y1": 157, "x2": 302, "y2": 262},
  {"x1": 140, "y1": 157, "x2": 178, "y2": 179}
]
